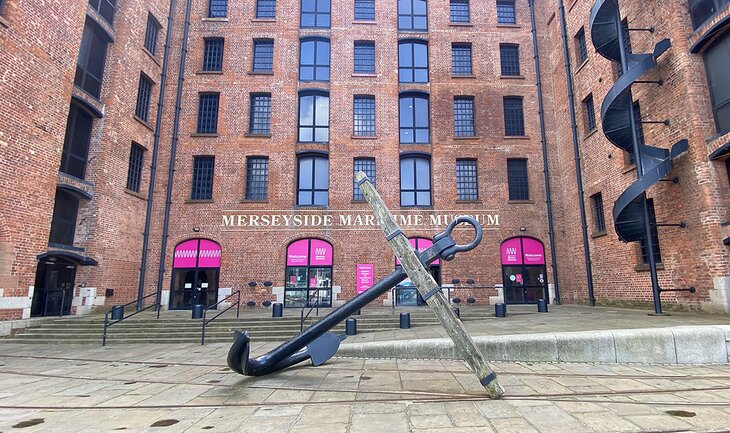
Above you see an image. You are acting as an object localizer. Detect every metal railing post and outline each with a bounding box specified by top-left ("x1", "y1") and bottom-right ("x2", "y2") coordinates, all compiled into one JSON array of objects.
[
  {"x1": 236, "y1": 290, "x2": 241, "y2": 318},
  {"x1": 102, "y1": 311, "x2": 109, "y2": 346}
]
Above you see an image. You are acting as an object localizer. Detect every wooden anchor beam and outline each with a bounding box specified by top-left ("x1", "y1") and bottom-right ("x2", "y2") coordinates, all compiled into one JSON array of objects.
[{"x1": 356, "y1": 172, "x2": 504, "y2": 399}]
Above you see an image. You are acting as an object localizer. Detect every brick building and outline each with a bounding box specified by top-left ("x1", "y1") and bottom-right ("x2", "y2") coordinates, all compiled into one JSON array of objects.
[{"x1": 0, "y1": 0, "x2": 728, "y2": 325}]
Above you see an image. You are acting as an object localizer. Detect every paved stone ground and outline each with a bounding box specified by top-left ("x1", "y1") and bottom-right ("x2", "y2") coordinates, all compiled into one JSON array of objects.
[{"x1": 1, "y1": 342, "x2": 729, "y2": 432}]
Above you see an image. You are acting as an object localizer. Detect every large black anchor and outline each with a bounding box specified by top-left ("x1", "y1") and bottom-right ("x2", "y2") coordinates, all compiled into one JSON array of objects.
[{"x1": 226, "y1": 216, "x2": 482, "y2": 377}]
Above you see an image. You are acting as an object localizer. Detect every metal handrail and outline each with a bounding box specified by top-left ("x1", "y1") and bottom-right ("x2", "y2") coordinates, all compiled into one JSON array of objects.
[
  {"x1": 43, "y1": 288, "x2": 69, "y2": 317},
  {"x1": 299, "y1": 288, "x2": 323, "y2": 332},
  {"x1": 201, "y1": 290, "x2": 241, "y2": 345},
  {"x1": 102, "y1": 292, "x2": 158, "y2": 346}
]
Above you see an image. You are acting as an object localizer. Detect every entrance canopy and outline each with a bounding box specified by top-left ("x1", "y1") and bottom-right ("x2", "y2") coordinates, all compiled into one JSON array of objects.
[{"x1": 36, "y1": 251, "x2": 98, "y2": 266}]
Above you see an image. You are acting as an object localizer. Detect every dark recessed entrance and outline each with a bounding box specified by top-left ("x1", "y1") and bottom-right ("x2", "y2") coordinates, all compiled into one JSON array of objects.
[
  {"x1": 395, "y1": 237, "x2": 441, "y2": 306},
  {"x1": 501, "y1": 237, "x2": 548, "y2": 304},
  {"x1": 31, "y1": 257, "x2": 76, "y2": 317}
]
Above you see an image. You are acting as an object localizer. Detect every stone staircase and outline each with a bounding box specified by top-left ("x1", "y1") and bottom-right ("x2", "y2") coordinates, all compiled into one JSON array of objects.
[{"x1": 0, "y1": 307, "x2": 492, "y2": 345}]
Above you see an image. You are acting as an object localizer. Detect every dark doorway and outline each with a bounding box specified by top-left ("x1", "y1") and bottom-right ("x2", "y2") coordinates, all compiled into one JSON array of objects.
[
  {"x1": 31, "y1": 258, "x2": 76, "y2": 317},
  {"x1": 170, "y1": 239, "x2": 222, "y2": 310}
]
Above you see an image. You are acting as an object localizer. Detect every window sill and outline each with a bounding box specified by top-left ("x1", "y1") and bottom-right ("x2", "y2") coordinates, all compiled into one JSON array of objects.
[
  {"x1": 185, "y1": 199, "x2": 214, "y2": 203},
  {"x1": 452, "y1": 74, "x2": 475, "y2": 79},
  {"x1": 352, "y1": 20, "x2": 377, "y2": 25},
  {"x1": 453, "y1": 135, "x2": 480, "y2": 140},
  {"x1": 591, "y1": 230, "x2": 607, "y2": 239},
  {"x1": 575, "y1": 58, "x2": 589, "y2": 74},
  {"x1": 351, "y1": 199, "x2": 369, "y2": 204},
  {"x1": 449, "y1": 22, "x2": 473, "y2": 27},
  {"x1": 496, "y1": 24, "x2": 521, "y2": 29},
  {"x1": 133, "y1": 115, "x2": 154, "y2": 131},
  {"x1": 583, "y1": 128, "x2": 597, "y2": 140},
  {"x1": 456, "y1": 199, "x2": 482, "y2": 204},
  {"x1": 245, "y1": 133, "x2": 272, "y2": 138},
  {"x1": 503, "y1": 135, "x2": 530, "y2": 140},
  {"x1": 508, "y1": 200, "x2": 534, "y2": 204},
  {"x1": 500, "y1": 75, "x2": 525, "y2": 80},
  {"x1": 352, "y1": 73, "x2": 377, "y2": 77},
  {"x1": 251, "y1": 18, "x2": 276, "y2": 23},
  {"x1": 124, "y1": 189, "x2": 147, "y2": 201},
  {"x1": 240, "y1": 198, "x2": 269, "y2": 203},
  {"x1": 293, "y1": 205, "x2": 329, "y2": 210},
  {"x1": 197, "y1": 70, "x2": 223, "y2": 75},
  {"x1": 143, "y1": 47, "x2": 161, "y2": 66},
  {"x1": 248, "y1": 70, "x2": 274, "y2": 75},
  {"x1": 634, "y1": 262, "x2": 665, "y2": 272},
  {"x1": 296, "y1": 141, "x2": 329, "y2": 145},
  {"x1": 400, "y1": 205, "x2": 434, "y2": 210},
  {"x1": 351, "y1": 135, "x2": 377, "y2": 140},
  {"x1": 202, "y1": 17, "x2": 228, "y2": 22},
  {"x1": 190, "y1": 133, "x2": 219, "y2": 137}
]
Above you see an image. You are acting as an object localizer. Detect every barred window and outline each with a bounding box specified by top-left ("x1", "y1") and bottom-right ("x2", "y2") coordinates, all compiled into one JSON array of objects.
[
  {"x1": 451, "y1": 43, "x2": 473, "y2": 75},
  {"x1": 507, "y1": 158, "x2": 528, "y2": 200},
  {"x1": 354, "y1": 0, "x2": 375, "y2": 20},
  {"x1": 353, "y1": 96, "x2": 376, "y2": 136},
  {"x1": 256, "y1": 0, "x2": 276, "y2": 18},
  {"x1": 245, "y1": 157, "x2": 269, "y2": 200},
  {"x1": 126, "y1": 143, "x2": 145, "y2": 193},
  {"x1": 399, "y1": 41, "x2": 428, "y2": 83},
  {"x1": 575, "y1": 27, "x2": 588, "y2": 65},
  {"x1": 497, "y1": 0, "x2": 516, "y2": 24},
  {"x1": 75, "y1": 23, "x2": 109, "y2": 99},
  {"x1": 298, "y1": 91, "x2": 329, "y2": 143},
  {"x1": 197, "y1": 93, "x2": 219, "y2": 134},
  {"x1": 89, "y1": 0, "x2": 116, "y2": 25},
  {"x1": 253, "y1": 39, "x2": 274, "y2": 72},
  {"x1": 135, "y1": 74, "x2": 153, "y2": 122},
  {"x1": 297, "y1": 155, "x2": 329, "y2": 206},
  {"x1": 249, "y1": 94, "x2": 272, "y2": 135},
  {"x1": 144, "y1": 14, "x2": 161, "y2": 55},
  {"x1": 354, "y1": 41, "x2": 375, "y2": 74},
  {"x1": 208, "y1": 0, "x2": 227, "y2": 18},
  {"x1": 703, "y1": 29, "x2": 730, "y2": 135},
  {"x1": 615, "y1": 20, "x2": 632, "y2": 77},
  {"x1": 399, "y1": 93, "x2": 429, "y2": 144},
  {"x1": 203, "y1": 38, "x2": 224, "y2": 72},
  {"x1": 191, "y1": 156, "x2": 215, "y2": 200},
  {"x1": 301, "y1": 0, "x2": 331, "y2": 28},
  {"x1": 503, "y1": 96, "x2": 525, "y2": 136},
  {"x1": 583, "y1": 94, "x2": 596, "y2": 133},
  {"x1": 639, "y1": 199, "x2": 662, "y2": 264},
  {"x1": 456, "y1": 159, "x2": 478, "y2": 200},
  {"x1": 690, "y1": 0, "x2": 729, "y2": 29},
  {"x1": 591, "y1": 192, "x2": 605, "y2": 233},
  {"x1": 299, "y1": 37, "x2": 330, "y2": 81},
  {"x1": 450, "y1": 0, "x2": 470, "y2": 23},
  {"x1": 500, "y1": 44, "x2": 520, "y2": 76},
  {"x1": 353, "y1": 158, "x2": 376, "y2": 201},
  {"x1": 454, "y1": 97, "x2": 475, "y2": 137},
  {"x1": 400, "y1": 156, "x2": 431, "y2": 206},
  {"x1": 398, "y1": 0, "x2": 428, "y2": 31}
]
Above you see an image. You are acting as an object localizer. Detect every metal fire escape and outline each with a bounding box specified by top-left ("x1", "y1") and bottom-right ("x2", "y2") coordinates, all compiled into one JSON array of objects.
[{"x1": 589, "y1": 0, "x2": 688, "y2": 314}]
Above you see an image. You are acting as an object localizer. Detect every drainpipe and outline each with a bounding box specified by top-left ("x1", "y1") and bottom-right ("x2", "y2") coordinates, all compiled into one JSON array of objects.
[
  {"x1": 155, "y1": 0, "x2": 193, "y2": 316},
  {"x1": 557, "y1": 0, "x2": 596, "y2": 306},
  {"x1": 528, "y1": 0, "x2": 560, "y2": 304},
  {"x1": 136, "y1": 0, "x2": 176, "y2": 311}
]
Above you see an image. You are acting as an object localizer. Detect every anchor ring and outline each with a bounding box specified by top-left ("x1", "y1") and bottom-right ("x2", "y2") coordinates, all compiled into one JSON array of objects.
[{"x1": 434, "y1": 216, "x2": 483, "y2": 261}]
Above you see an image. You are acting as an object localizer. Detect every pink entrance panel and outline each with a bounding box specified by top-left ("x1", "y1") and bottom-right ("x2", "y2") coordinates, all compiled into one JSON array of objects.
[
  {"x1": 500, "y1": 238, "x2": 523, "y2": 265},
  {"x1": 286, "y1": 239, "x2": 309, "y2": 266},
  {"x1": 198, "y1": 239, "x2": 221, "y2": 268},
  {"x1": 521, "y1": 238, "x2": 545, "y2": 265},
  {"x1": 309, "y1": 239, "x2": 333, "y2": 266},
  {"x1": 173, "y1": 239, "x2": 199, "y2": 268},
  {"x1": 395, "y1": 238, "x2": 439, "y2": 265}
]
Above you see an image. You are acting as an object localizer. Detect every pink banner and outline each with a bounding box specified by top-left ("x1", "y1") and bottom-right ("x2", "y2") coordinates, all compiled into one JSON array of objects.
[
  {"x1": 356, "y1": 264, "x2": 374, "y2": 294},
  {"x1": 286, "y1": 239, "x2": 309, "y2": 266},
  {"x1": 500, "y1": 238, "x2": 523, "y2": 265},
  {"x1": 309, "y1": 239, "x2": 333, "y2": 266},
  {"x1": 396, "y1": 238, "x2": 439, "y2": 265},
  {"x1": 198, "y1": 239, "x2": 221, "y2": 268},
  {"x1": 173, "y1": 239, "x2": 199, "y2": 268},
  {"x1": 522, "y1": 238, "x2": 545, "y2": 265}
]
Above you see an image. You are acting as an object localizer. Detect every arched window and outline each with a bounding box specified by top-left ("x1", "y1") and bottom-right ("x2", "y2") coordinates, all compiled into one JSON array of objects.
[
  {"x1": 400, "y1": 155, "x2": 431, "y2": 206},
  {"x1": 299, "y1": 37, "x2": 330, "y2": 81},
  {"x1": 399, "y1": 93, "x2": 430, "y2": 144},
  {"x1": 285, "y1": 239, "x2": 333, "y2": 307},
  {"x1": 297, "y1": 154, "x2": 329, "y2": 206},
  {"x1": 398, "y1": 40, "x2": 428, "y2": 83},
  {"x1": 298, "y1": 91, "x2": 329, "y2": 142}
]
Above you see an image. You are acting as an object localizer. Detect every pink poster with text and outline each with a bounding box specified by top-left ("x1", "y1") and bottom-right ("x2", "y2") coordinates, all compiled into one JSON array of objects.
[
  {"x1": 500, "y1": 238, "x2": 523, "y2": 265},
  {"x1": 356, "y1": 264, "x2": 374, "y2": 294},
  {"x1": 286, "y1": 239, "x2": 309, "y2": 266},
  {"x1": 309, "y1": 239, "x2": 333, "y2": 266},
  {"x1": 521, "y1": 238, "x2": 545, "y2": 265}
]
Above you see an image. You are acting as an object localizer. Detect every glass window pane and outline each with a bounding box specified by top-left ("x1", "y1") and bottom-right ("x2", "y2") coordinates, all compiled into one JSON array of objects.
[
  {"x1": 401, "y1": 192, "x2": 415, "y2": 206},
  {"x1": 299, "y1": 158, "x2": 313, "y2": 189},
  {"x1": 416, "y1": 191, "x2": 430, "y2": 205},
  {"x1": 415, "y1": 129, "x2": 429, "y2": 143},
  {"x1": 300, "y1": 95, "x2": 313, "y2": 126},
  {"x1": 413, "y1": 43, "x2": 427, "y2": 67},
  {"x1": 398, "y1": 0, "x2": 411, "y2": 14},
  {"x1": 414, "y1": 97, "x2": 429, "y2": 127},
  {"x1": 299, "y1": 191, "x2": 312, "y2": 205},
  {"x1": 315, "y1": 96, "x2": 329, "y2": 126},
  {"x1": 401, "y1": 159, "x2": 414, "y2": 189},
  {"x1": 400, "y1": 97, "x2": 414, "y2": 127},
  {"x1": 316, "y1": 41, "x2": 330, "y2": 64},
  {"x1": 301, "y1": 41, "x2": 314, "y2": 64},
  {"x1": 413, "y1": 0, "x2": 426, "y2": 14},
  {"x1": 416, "y1": 158, "x2": 430, "y2": 188},
  {"x1": 314, "y1": 191, "x2": 328, "y2": 206},
  {"x1": 302, "y1": 0, "x2": 315, "y2": 12}
]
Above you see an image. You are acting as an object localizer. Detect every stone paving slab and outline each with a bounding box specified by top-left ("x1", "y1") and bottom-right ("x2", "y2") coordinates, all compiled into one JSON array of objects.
[{"x1": 0, "y1": 342, "x2": 729, "y2": 432}]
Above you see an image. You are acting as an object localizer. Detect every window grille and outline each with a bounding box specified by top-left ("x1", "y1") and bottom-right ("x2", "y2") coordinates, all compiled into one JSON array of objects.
[
  {"x1": 500, "y1": 44, "x2": 520, "y2": 76},
  {"x1": 144, "y1": 14, "x2": 161, "y2": 55},
  {"x1": 203, "y1": 38, "x2": 224, "y2": 72},
  {"x1": 197, "y1": 93, "x2": 220, "y2": 134},
  {"x1": 456, "y1": 159, "x2": 478, "y2": 200},
  {"x1": 126, "y1": 143, "x2": 145, "y2": 193},
  {"x1": 353, "y1": 96, "x2": 376, "y2": 136},
  {"x1": 191, "y1": 156, "x2": 215, "y2": 200},
  {"x1": 256, "y1": 0, "x2": 276, "y2": 18},
  {"x1": 451, "y1": 44, "x2": 473, "y2": 75},
  {"x1": 353, "y1": 158, "x2": 376, "y2": 201},
  {"x1": 503, "y1": 96, "x2": 525, "y2": 136},
  {"x1": 208, "y1": 0, "x2": 227, "y2": 18},
  {"x1": 245, "y1": 157, "x2": 269, "y2": 200},
  {"x1": 507, "y1": 158, "x2": 529, "y2": 200},
  {"x1": 249, "y1": 94, "x2": 272, "y2": 135},
  {"x1": 591, "y1": 192, "x2": 606, "y2": 233},
  {"x1": 354, "y1": 0, "x2": 375, "y2": 20},
  {"x1": 135, "y1": 74, "x2": 152, "y2": 122},
  {"x1": 497, "y1": 0, "x2": 516, "y2": 24},
  {"x1": 253, "y1": 39, "x2": 274, "y2": 72},
  {"x1": 354, "y1": 41, "x2": 376, "y2": 74},
  {"x1": 450, "y1": 0, "x2": 470, "y2": 23},
  {"x1": 454, "y1": 97, "x2": 475, "y2": 137}
]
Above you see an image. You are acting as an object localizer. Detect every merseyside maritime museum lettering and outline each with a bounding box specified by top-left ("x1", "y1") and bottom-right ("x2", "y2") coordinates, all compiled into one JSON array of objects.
[{"x1": 221, "y1": 210, "x2": 500, "y2": 231}]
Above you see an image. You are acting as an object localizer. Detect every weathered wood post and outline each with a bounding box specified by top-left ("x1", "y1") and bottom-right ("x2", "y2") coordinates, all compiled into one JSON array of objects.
[{"x1": 357, "y1": 172, "x2": 504, "y2": 399}]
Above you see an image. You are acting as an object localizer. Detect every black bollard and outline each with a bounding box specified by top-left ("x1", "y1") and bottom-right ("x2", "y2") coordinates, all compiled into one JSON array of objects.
[
  {"x1": 453, "y1": 307, "x2": 460, "y2": 319},
  {"x1": 399, "y1": 312, "x2": 411, "y2": 329},
  {"x1": 537, "y1": 298, "x2": 548, "y2": 313},
  {"x1": 111, "y1": 305, "x2": 124, "y2": 320},
  {"x1": 272, "y1": 302, "x2": 283, "y2": 317},
  {"x1": 345, "y1": 318, "x2": 357, "y2": 335},
  {"x1": 192, "y1": 304, "x2": 204, "y2": 319},
  {"x1": 495, "y1": 303, "x2": 506, "y2": 318}
]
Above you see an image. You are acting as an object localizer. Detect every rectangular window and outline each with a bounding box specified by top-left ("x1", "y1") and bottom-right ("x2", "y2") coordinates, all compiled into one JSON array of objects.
[
  {"x1": 135, "y1": 74, "x2": 153, "y2": 123},
  {"x1": 298, "y1": 92, "x2": 329, "y2": 142},
  {"x1": 353, "y1": 96, "x2": 376, "y2": 136},
  {"x1": 208, "y1": 0, "x2": 227, "y2": 18},
  {"x1": 197, "y1": 93, "x2": 220, "y2": 134},
  {"x1": 399, "y1": 93, "x2": 430, "y2": 144},
  {"x1": 398, "y1": 0, "x2": 428, "y2": 31},
  {"x1": 203, "y1": 38, "x2": 224, "y2": 72},
  {"x1": 252, "y1": 39, "x2": 274, "y2": 72},
  {"x1": 639, "y1": 199, "x2": 662, "y2": 264},
  {"x1": 454, "y1": 97, "x2": 475, "y2": 137},
  {"x1": 353, "y1": 158, "x2": 376, "y2": 201},
  {"x1": 297, "y1": 156, "x2": 329, "y2": 206},
  {"x1": 144, "y1": 14, "x2": 161, "y2": 55},
  {"x1": 299, "y1": 38, "x2": 330, "y2": 81},
  {"x1": 126, "y1": 143, "x2": 145, "y2": 193},
  {"x1": 456, "y1": 159, "x2": 478, "y2": 201},
  {"x1": 689, "y1": 0, "x2": 728, "y2": 30},
  {"x1": 575, "y1": 27, "x2": 588, "y2": 64},
  {"x1": 75, "y1": 23, "x2": 109, "y2": 99},
  {"x1": 354, "y1": 41, "x2": 376, "y2": 74},
  {"x1": 583, "y1": 93, "x2": 596, "y2": 133},
  {"x1": 89, "y1": 0, "x2": 116, "y2": 25},
  {"x1": 245, "y1": 157, "x2": 269, "y2": 200},
  {"x1": 450, "y1": 0, "x2": 470, "y2": 23},
  {"x1": 191, "y1": 156, "x2": 215, "y2": 200},
  {"x1": 704, "y1": 33, "x2": 730, "y2": 135},
  {"x1": 301, "y1": 0, "x2": 331, "y2": 28},
  {"x1": 507, "y1": 158, "x2": 529, "y2": 200},
  {"x1": 497, "y1": 0, "x2": 516, "y2": 24},
  {"x1": 503, "y1": 96, "x2": 525, "y2": 136},
  {"x1": 400, "y1": 157, "x2": 431, "y2": 206},
  {"x1": 355, "y1": 0, "x2": 375, "y2": 20},
  {"x1": 49, "y1": 190, "x2": 79, "y2": 246},
  {"x1": 249, "y1": 93, "x2": 272, "y2": 135},
  {"x1": 500, "y1": 44, "x2": 520, "y2": 76},
  {"x1": 256, "y1": 0, "x2": 276, "y2": 18},
  {"x1": 61, "y1": 103, "x2": 94, "y2": 180},
  {"x1": 591, "y1": 192, "x2": 606, "y2": 233},
  {"x1": 451, "y1": 43, "x2": 473, "y2": 75}
]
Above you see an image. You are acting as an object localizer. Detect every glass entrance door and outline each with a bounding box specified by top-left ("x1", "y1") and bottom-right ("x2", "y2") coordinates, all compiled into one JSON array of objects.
[
  {"x1": 31, "y1": 258, "x2": 76, "y2": 317},
  {"x1": 170, "y1": 239, "x2": 221, "y2": 310},
  {"x1": 501, "y1": 237, "x2": 548, "y2": 305}
]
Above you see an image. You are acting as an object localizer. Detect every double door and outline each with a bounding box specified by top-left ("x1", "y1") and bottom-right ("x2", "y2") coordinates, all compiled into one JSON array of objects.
[
  {"x1": 170, "y1": 268, "x2": 219, "y2": 310},
  {"x1": 31, "y1": 259, "x2": 76, "y2": 317},
  {"x1": 502, "y1": 265, "x2": 547, "y2": 304}
]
